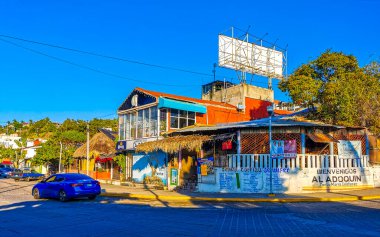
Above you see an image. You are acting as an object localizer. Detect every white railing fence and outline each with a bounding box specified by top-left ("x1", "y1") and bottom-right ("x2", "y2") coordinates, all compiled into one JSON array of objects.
[{"x1": 227, "y1": 154, "x2": 370, "y2": 169}]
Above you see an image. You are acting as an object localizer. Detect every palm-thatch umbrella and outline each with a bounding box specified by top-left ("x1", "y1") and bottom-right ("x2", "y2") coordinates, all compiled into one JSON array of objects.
[{"x1": 73, "y1": 132, "x2": 116, "y2": 159}]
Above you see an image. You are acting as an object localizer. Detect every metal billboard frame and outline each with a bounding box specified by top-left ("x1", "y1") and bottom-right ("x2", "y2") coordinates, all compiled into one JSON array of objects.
[{"x1": 218, "y1": 27, "x2": 287, "y2": 88}]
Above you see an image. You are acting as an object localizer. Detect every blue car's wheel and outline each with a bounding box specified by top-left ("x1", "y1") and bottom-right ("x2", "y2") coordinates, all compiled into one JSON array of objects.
[
  {"x1": 33, "y1": 188, "x2": 40, "y2": 199},
  {"x1": 59, "y1": 190, "x2": 68, "y2": 202}
]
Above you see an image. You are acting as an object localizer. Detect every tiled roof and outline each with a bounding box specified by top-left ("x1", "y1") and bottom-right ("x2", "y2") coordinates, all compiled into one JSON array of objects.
[{"x1": 135, "y1": 87, "x2": 237, "y2": 109}]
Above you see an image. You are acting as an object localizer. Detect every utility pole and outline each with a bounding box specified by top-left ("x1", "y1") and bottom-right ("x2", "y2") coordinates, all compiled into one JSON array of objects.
[
  {"x1": 59, "y1": 141, "x2": 62, "y2": 173},
  {"x1": 86, "y1": 123, "x2": 90, "y2": 176},
  {"x1": 267, "y1": 103, "x2": 275, "y2": 197}
]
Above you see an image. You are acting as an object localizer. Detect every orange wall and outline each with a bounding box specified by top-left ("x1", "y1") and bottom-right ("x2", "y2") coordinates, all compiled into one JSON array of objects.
[
  {"x1": 196, "y1": 106, "x2": 248, "y2": 125},
  {"x1": 168, "y1": 99, "x2": 274, "y2": 128},
  {"x1": 245, "y1": 98, "x2": 271, "y2": 120}
]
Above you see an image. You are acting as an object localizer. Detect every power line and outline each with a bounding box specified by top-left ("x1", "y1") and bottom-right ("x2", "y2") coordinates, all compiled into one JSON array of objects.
[
  {"x1": 94, "y1": 113, "x2": 116, "y2": 119},
  {"x1": 0, "y1": 34, "x2": 279, "y2": 86},
  {"x1": 0, "y1": 38, "x2": 201, "y2": 87},
  {"x1": 0, "y1": 34, "x2": 279, "y2": 87},
  {"x1": 0, "y1": 34, "x2": 213, "y2": 77}
]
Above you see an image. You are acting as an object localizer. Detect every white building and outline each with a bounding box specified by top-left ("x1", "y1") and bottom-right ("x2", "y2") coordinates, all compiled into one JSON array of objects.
[
  {"x1": 20, "y1": 139, "x2": 46, "y2": 170},
  {"x1": 0, "y1": 134, "x2": 21, "y2": 149}
]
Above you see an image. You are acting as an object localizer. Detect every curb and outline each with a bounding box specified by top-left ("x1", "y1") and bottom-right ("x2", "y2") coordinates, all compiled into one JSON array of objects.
[{"x1": 100, "y1": 192, "x2": 380, "y2": 203}]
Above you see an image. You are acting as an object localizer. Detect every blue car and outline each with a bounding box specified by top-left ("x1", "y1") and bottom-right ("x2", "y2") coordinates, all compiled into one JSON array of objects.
[
  {"x1": 0, "y1": 167, "x2": 17, "y2": 178},
  {"x1": 12, "y1": 169, "x2": 45, "y2": 181},
  {"x1": 32, "y1": 173, "x2": 101, "y2": 202}
]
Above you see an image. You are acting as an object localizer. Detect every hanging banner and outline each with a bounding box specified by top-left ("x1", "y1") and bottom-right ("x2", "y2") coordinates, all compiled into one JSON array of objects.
[
  {"x1": 201, "y1": 165, "x2": 208, "y2": 176},
  {"x1": 222, "y1": 140, "x2": 232, "y2": 150},
  {"x1": 197, "y1": 157, "x2": 216, "y2": 184},
  {"x1": 271, "y1": 140, "x2": 297, "y2": 158},
  {"x1": 197, "y1": 157, "x2": 214, "y2": 175}
]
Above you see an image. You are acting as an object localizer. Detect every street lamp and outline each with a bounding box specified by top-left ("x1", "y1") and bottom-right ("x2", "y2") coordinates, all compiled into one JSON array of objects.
[{"x1": 267, "y1": 103, "x2": 275, "y2": 197}]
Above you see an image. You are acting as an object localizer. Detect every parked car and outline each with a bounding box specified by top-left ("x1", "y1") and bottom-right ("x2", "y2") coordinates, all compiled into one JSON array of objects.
[
  {"x1": 0, "y1": 167, "x2": 19, "y2": 178},
  {"x1": 0, "y1": 164, "x2": 12, "y2": 169},
  {"x1": 32, "y1": 173, "x2": 101, "y2": 202},
  {"x1": 0, "y1": 168, "x2": 7, "y2": 178},
  {"x1": 11, "y1": 169, "x2": 44, "y2": 181}
]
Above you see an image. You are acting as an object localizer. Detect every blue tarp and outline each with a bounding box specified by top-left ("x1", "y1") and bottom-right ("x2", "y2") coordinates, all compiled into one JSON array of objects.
[{"x1": 158, "y1": 97, "x2": 206, "y2": 114}]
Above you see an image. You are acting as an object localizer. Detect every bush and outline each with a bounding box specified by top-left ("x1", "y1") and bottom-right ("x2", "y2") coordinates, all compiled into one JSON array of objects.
[{"x1": 143, "y1": 175, "x2": 164, "y2": 187}]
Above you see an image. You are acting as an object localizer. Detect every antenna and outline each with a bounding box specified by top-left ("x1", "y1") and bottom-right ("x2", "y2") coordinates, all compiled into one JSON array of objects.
[{"x1": 212, "y1": 63, "x2": 217, "y2": 81}]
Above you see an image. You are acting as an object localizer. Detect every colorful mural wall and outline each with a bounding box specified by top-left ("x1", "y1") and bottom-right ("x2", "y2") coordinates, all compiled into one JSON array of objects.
[{"x1": 132, "y1": 151, "x2": 168, "y2": 185}]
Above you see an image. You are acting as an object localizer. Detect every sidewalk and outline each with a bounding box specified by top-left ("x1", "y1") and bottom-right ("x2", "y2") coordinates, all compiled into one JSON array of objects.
[{"x1": 99, "y1": 183, "x2": 380, "y2": 203}]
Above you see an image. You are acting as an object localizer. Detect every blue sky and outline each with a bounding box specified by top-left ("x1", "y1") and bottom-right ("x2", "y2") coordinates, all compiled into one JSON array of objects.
[{"x1": 0, "y1": 0, "x2": 379, "y2": 123}]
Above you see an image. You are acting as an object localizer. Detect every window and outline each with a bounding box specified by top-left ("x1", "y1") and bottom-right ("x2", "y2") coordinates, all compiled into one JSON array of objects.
[
  {"x1": 160, "y1": 109, "x2": 167, "y2": 133},
  {"x1": 130, "y1": 113, "x2": 136, "y2": 139},
  {"x1": 125, "y1": 114, "x2": 131, "y2": 139},
  {"x1": 121, "y1": 106, "x2": 159, "y2": 140},
  {"x1": 170, "y1": 109, "x2": 196, "y2": 129},
  {"x1": 119, "y1": 115, "x2": 125, "y2": 140},
  {"x1": 188, "y1": 112, "x2": 195, "y2": 126},
  {"x1": 45, "y1": 175, "x2": 57, "y2": 182},
  {"x1": 143, "y1": 109, "x2": 150, "y2": 137},
  {"x1": 170, "y1": 109, "x2": 179, "y2": 129},
  {"x1": 137, "y1": 110, "x2": 143, "y2": 138},
  {"x1": 150, "y1": 107, "x2": 158, "y2": 136}
]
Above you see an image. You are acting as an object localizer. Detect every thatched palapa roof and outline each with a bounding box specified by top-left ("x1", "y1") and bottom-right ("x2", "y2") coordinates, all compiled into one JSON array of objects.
[
  {"x1": 135, "y1": 135, "x2": 211, "y2": 153},
  {"x1": 73, "y1": 132, "x2": 116, "y2": 158}
]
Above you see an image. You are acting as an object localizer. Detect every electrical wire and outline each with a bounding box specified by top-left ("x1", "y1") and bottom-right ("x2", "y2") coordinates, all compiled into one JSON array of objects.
[
  {"x1": 0, "y1": 38, "x2": 201, "y2": 87},
  {"x1": 0, "y1": 34, "x2": 212, "y2": 77},
  {"x1": 0, "y1": 34, "x2": 279, "y2": 87},
  {"x1": 94, "y1": 113, "x2": 116, "y2": 119}
]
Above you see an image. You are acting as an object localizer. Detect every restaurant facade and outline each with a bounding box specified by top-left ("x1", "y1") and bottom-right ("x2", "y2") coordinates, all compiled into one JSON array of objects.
[{"x1": 116, "y1": 82, "x2": 286, "y2": 187}]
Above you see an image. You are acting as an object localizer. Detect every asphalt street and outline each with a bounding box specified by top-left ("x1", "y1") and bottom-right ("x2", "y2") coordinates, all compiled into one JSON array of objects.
[{"x1": 1, "y1": 179, "x2": 380, "y2": 237}]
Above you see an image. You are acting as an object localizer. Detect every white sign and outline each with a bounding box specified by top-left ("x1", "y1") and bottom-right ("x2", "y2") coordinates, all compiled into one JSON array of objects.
[
  {"x1": 311, "y1": 168, "x2": 364, "y2": 188},
  {"x1": 126, "y1": 137, "x2": 160, "y2": 150},
  {"x1": 338, "y1": 140, "x2": 362, "y2": 159},
  {"x1": 218, "y1": 35, "x2": 283, "y2": 79},
  {"x1": 197, "y1": 167, "x2": 375, "y2": 194}
]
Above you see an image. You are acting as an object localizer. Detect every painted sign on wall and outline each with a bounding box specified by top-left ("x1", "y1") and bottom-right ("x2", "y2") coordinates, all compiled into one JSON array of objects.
[
  {"x1": 338, "y1": 140, "x2": 362, "y2": 159},
  {"x1": 132, "y1": 151, "x2": 167, "y2": 185},
  {"x1": 197, "y1": 167, "x2": 376, "y2": 194},
  {"x1": 218, "y1": 169, "x2": 289, "y2": 193},
  {"x1": 310, "y1": 168, "x2": 365, "y2": 188}
]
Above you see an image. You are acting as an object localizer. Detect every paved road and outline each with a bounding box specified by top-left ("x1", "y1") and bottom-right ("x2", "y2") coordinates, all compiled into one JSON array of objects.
[{"x1": 1, "y1": 179, "x2": 380, "y2": 237}]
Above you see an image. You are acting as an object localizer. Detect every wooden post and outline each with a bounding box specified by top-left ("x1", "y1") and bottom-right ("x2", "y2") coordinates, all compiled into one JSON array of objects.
[{"x1": 111, "y1": 160, "x2": 114, "y2": 180}]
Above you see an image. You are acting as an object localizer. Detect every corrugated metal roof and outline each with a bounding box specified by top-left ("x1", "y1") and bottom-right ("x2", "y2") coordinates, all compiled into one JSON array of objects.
[
  {"x1": 306, "y1": 133, "x2": 338, "y2": 143},
  {"x1": 171, "y1": 109, "x2": 346, "y2": 134}
]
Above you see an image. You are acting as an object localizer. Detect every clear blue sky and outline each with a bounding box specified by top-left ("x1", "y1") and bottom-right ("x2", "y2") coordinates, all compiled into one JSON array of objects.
[{"x1": 0, "y1": 0, "x2": 379, "y2": 123}]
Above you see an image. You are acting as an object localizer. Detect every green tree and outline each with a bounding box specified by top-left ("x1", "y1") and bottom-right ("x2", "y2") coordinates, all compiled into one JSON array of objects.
[
  {"x1": 32, "y1": 140, "x2": 60, "y2": 166},
  {"x1": 0, "y1": 146, "x2": 16, "y2": 162},
  {"x1": 279, "y1": 51, "x2": 380, "y2": 134}
]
